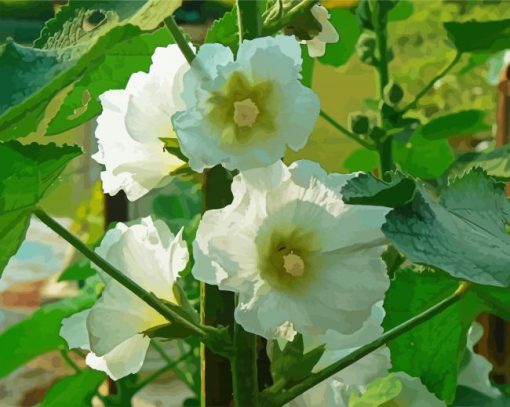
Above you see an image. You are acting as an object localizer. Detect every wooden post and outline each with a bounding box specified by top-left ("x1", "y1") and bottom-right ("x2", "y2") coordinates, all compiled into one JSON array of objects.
[{"x1": 475, "y1": 63, "x2": 510, "y2": 384}]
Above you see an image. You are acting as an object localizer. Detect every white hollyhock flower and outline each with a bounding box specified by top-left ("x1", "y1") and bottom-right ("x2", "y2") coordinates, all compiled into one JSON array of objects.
[
  {"x1": 60, "y1": 217, "x2": 188, "y2": 379},
  {"x1": 304, "y1": 5, "x2": 339, "y2": 58},
  {"x1": 457, "y1": 321, "x2": 501, "y2": 398},
  {"x1": 193, "y1": 160, "x2": 390, "y2": 339},
  {"x1": 93, "y1": 45, "x2": 189, "y2": 201},
  {"x1": 172, "y1": 35, "x2": 320, "y2": 172}
]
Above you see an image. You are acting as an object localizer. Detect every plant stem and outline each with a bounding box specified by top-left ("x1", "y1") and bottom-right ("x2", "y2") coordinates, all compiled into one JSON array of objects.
[
  {"x1": 320, "y1": 110, "x2": 374, "y2": 150},
  {"x1": 237, "y1": 0, "x2": 263, "y2": 42},
  {"x1": 400, "y1": 52, "x2": 462, "y2": 115},
  {"x1": 33, "y1": 208, "x2": 207, "y2": 339},
  {"x1": 262, "y1": 0, "x2": 317, "y2": 36},
  {"x1": 59, "y1": 348, "x2": 81, "y2": 373},
  {"x1": 231, "y1": 316, "x2": 259, "y2": 406},
  {"x1": 264, "y1": 281, "x2": 471, "y2": 406},
  {"x1": 164, "y1": 16, "x2": 196, "y2": 65},
  {"x1": 370, "y1": 0, "x2": 393, "y2": 177}
]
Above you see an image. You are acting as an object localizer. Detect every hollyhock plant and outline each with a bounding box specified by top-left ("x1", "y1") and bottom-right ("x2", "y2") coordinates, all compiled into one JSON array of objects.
[
  {"x1": 192, "y1": 160, "x2": 390, "y2": 339},
  {"x1": 60, "y1": 217, "x2": 188, "y2": 379},
  {"x1": 172, "y1": 35, "x2": 320, "y2": 172},
  {"x1": 93, "y1": 45, "x2": 189, "y2": 201}
]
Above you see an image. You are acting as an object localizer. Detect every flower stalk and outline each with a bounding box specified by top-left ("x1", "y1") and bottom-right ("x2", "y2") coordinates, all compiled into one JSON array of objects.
[
  {"x1": 262, "y1": 281, "x2": 471, "y2": 406},
  {"x1": 33, "y1": 208, "x2": 208, "y2": 339}
]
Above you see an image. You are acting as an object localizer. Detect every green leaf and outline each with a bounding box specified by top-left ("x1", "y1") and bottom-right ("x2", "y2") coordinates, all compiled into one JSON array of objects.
[
  {"x1": 343, "y1": 148, "x2": 379, "y2": 172},
  {"x1": 387, "y1": 0, "x2": 413, "y2": 22},
  {"x1": 270, "y1": 335, "x2": 325, "y2": 388},
  {"x1": 473, "y1": 285, "x2": 510, "y2": 320},
  {"x1": 452, "y1": 386, "x2": 510, "y2": 407},
  {"x1": 341, "y1": 171, "x2": 416, "y2": 207},
  {"x1": 0, "y1": 39, "x2": 75, "y2": 118},
  {"x1": 0, "y1": 0, "x2": 181, "y2": 140},
  {"x1": 444, "y1": 19, "x2": 510, "y2": 54},
  {"x1": 349, "y1": 373, "x2": 403, "y2": 406},
  {"x1": 58, "y1": 259, "x2": 96, "y2": 282},
  {"x1": 319, "y1": 9, "x2": 361, "y2": 67},
  {"x1": 383, "y1": 268, "x2": 486, "y2": 403},
  {"x1": 40, "y1": 369, "x2": 105, "y2": 407},
  {"x1": 383, "y1": 169, "x2": 510, "y2": 287},
  {"x1": 0, "y1": 141, "x2": 81, "y2": 276},
  {"x1": 414, "y1": 110, "x2": 490, "y2": 141},
  {"x1": 393, "y1": 133, "x2": 454, "y2": 179},
  {"x1": 0, "y1": 295, "x2": 94, "y2": 377},
  {"x1": 449, "y1": 145, "x2": 510, "y2": 181},
  {"x1": 204, "y1": 7, "x2": 239, "y2": 50},
  {"x1": 46, "y1": 28, "x2": 173, "y2": 135}
]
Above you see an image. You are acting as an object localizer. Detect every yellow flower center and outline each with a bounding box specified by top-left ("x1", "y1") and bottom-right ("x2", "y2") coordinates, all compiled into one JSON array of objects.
[
  {"x1": 283, "y1": 252, "x2": 305, "y2": 277},
  {"x1": 207, "y1": 72, "x2": 277, "y2": 144},
  {"x1": 233, "y1": 98, "x2": 260, "y2": 127}
]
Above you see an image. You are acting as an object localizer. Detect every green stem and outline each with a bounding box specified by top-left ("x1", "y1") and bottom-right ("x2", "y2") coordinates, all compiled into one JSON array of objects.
[
  {"x1": 33, "y1": 208, "x2": 207, "y2": 339},
  {"x1": 320, "y1": 110, "x2": 375, "y2": 150},
  {"x1": 163, "y1": 16, "x2": 196, "y2": 65},
  {"x1": 237, "y1": 0, "x2": 263, "y2": 42},
  {"x1": 370, "y1": 1, "x2": 393, "y2": 177},
  {"x1": 231, "y1": 320, "x2": 259, "y2": 406},
  {"x1": 262, "y1": 0, "x2": 317, "y2": 36},
  {"x1": 400, "y1": 51, "x2": 462, "y2": 115},
  {"x1": 59, "y1": 348, "x2": 81, "y2": 373},
  {"x1": 264, "y1": 281, "x2": 471, "y2": 406},
  {"x1": 133, "y1": 350, "x2": 193, "y2": 393}
]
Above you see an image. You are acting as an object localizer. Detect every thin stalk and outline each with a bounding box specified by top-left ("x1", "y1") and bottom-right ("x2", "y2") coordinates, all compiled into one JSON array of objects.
[
  {"x1": 400, "y1": 52, "x2": 462, "y2": 115},
  {"x1": 320, "y1": 110, "x2": 374, "y2": 150},
  {"x1": 265, "y1": 281, "x2": 471, "y2": 406},
  {"x1": 59, "y1": 348, "x2": 81, "y2": 373},
  {"x1": 231, "y1": 321, "x2": 259, "y2": 406},
  {"x1": 133, "y1": 350, "x2": 193, "y2": 393},
  {"x1": 163, "y1": 16, "x2": 196, "y2": 65},
  {"x1": 33, "y1": 208, "x2": 207, "y2": 338}
]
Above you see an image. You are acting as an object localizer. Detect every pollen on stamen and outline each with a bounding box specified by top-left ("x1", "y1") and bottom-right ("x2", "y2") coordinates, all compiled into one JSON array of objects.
[
  {"x1": 283, "y1": 252, "x2": 305, "y2": 277},
  {"x1": 233, "y1": 98, "x2": 259, "y2": 127}
]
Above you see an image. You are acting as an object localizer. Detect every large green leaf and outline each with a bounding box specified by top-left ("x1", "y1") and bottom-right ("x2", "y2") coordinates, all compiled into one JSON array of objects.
[
  {"x1": 449, "y1": 145, "x2": 510, "y2": 181},
  {"x1": 0, "y1": 141, "x2": 81, "y2": 275},
  {"x1": 444, "y1": 19, "x2": 510, "y2": 54},
  {"x1": 383, "y1": 169, "x2": 510, "y2": 287},
  {"x1": 45, "y1": 28, "x2": 173, "y2": 135},
  {"x1": 40, "y1": 369, "x2": 106, "y2": 407},
  {"x1": 0, "y1": 0, "x2": 181, "y2": 140},
  {"x1": 319, "y1": 9, "x2": 361, "y2": 67},
  {"x1": 341, "y1": 171, "x2": 416, "y2": 207},
  {"x1": 383, "y1": 269, "x2": 485, "y2": 403},
  {"x1": 453, "y1": 386, "x2": 510, "y2": 407},
  {"x1": 415, "y1": 110, "x2": 490, "y2": 141},
  {"x1": 393, "y1": 133, "x2": 454, "y2": 179},
  {"x1": 0, "y1": 295, "x2": 94, "y2": 377}
]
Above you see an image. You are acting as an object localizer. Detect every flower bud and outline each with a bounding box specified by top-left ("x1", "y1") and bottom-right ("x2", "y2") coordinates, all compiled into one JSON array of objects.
[{"x1": 349, "y1": 112, "x2": 370, "y2": 134}]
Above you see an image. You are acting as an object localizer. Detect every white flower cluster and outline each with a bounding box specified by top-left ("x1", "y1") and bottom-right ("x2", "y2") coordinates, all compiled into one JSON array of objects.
[{"x1": 59, "y1": 9, "x2": 499, "y2": 406}]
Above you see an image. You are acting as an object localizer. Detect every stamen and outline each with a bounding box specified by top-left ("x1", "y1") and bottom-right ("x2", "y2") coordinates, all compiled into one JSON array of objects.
[
  {"x1": 283, "y1": 252, "x2": 305, "y2": 277},
  {"x1": 233, "y1": 98, "x2": 259, "y2": 127}
]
